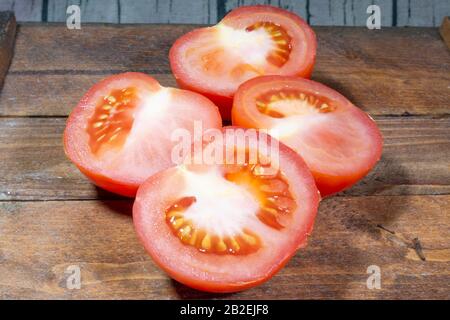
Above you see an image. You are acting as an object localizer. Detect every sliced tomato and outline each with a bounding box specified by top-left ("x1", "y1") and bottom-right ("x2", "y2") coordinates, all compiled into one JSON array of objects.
[
  {"x1": 170, "y1": 5, "x2": 316, "y2": 120},
  {"x1": 64, "y1": 72, "x2": 222, "y2": 197},
  {"x1": 232, "y1": 76, "x2": 383, "y2": 197},
  {"x1": 133, "y1": 128, "x2": 319, "y2": 292}
]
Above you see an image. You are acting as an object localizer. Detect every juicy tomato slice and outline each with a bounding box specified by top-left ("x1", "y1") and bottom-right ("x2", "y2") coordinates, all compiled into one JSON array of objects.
[
  {"x1": 170, "y1": 5, "x2": 317, "y2": 120},
  {"x1": 64, "y1": 72, "x2": 222, "y2": 197},
  {"x1": 133, "y1": 128, "x2": 320, "y2": 292},
  {"x1": 232, "y1": 76, "x2": 383, "y2": 197}
]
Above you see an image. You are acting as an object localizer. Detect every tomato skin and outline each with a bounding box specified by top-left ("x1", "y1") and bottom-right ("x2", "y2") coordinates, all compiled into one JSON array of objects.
[
  {"x1": 232, "y1": 75, "x2": 383, "y2": 197},
  {"x1": 170, "y1": 5, "x2": 317, "y2": 121},
  {"x1": 172, "y1": 73, "x2": 234, "y2": 121},
  {"x1": 64, "y1": 72, "x2": 222, "y2": 197},
  {"x1": 133, "y1": 127, "x2": 320, "y2": 293}
]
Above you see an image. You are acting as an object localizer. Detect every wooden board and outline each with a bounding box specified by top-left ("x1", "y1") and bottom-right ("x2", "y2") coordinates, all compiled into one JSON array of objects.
[
  {"x1": 0, "y1": 116, "x2": 449, "y2": 201},
  {"x1": 1, "y1": 25, "x2": 449, "y2": 116},
  {"x1": 0, "y1": 195, "x2": 449, "y2": 299},
  {"x1": 0, "y1": 23, "x2": 449, "y2": 299}
]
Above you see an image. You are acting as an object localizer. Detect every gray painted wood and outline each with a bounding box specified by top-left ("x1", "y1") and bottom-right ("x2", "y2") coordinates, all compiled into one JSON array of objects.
[
  {"x1": 1, "y1": 0, "x2": 449, "y2": 26},
  {"x1": 397, "y1": 0, "x2": 448, "y2": 27},
  {"x1": 224, "y1": 0, "x2": 447, "y2": 26},
  {"x1": 433, "y1": 0, "x2": 450, "y2": 26},
  {"x1": 342, "y1": 0, "x2": 393, "y2": 27},
  {"x1": 47, "y1": 0, "x2": 119, "y2": 23},
  {"x1": 398, "y1": 0, "x2": 432, "y2": 26},
  {"x1": 224, "y1": 0, "x2": 307, "y2": 20},
  {"x1": 0, "y1": 0, "x2": 43, "y2": 22},
  {"x1": 120, "y1": 0, "x2": 218, "y2": 24},
  {"x1": 279, "y1": 0, "x2": 307, "y2": 20},
  {"x1": 309, "y1": 0, "x2": 346, "y2": 26}
]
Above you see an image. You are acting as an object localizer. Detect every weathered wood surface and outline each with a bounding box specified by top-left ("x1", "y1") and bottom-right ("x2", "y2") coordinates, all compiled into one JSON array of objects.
[
  {"x1": 0, "y1": 22, "x2": 449, "y2": 299},
  {"x1": 0, "y1": 12, "x2": 16, "y2": 92},
  {"x1": 0, "y1": 195, "x2": 448, "y2": 299},
  {"x1": 0, "y1": 117, "x2": 449, "y2": 201},
  {"x1": 3, "y1": 0, "x2": 450, "y2": 26},
  {"x1": 1, "y1": 25, "x2": 449, "y2": 116}
]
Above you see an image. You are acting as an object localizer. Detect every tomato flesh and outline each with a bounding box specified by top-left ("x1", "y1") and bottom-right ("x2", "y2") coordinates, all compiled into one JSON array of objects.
[
  {"x1": 86, "y1": 87, "x2": 137, "y2": 155},
  {"x1": 170, "y1": 5, "x2": 317, "y2": 120},
  {"x1": 64, "y1": 72, "x2": 222, "y2": 197},
  {"x1": 133, "y1": 128, "x2": 319, "y2": 292},
  {"x1": 232, "y1": 76, "x2": 383, "y2": 197}
]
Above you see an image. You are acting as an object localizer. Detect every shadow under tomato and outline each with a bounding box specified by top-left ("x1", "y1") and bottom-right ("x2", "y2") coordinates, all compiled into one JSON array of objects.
[
  {"x1": 171, "y1": 279, "x2": 236, "y2": 299},
  {"x1": 95, "y1": 186, "x2": 134, "y2": 216}
]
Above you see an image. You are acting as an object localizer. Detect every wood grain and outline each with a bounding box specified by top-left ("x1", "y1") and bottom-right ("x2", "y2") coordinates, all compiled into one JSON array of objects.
[
  {"x1": 0, "y1": 116, "x2": 448, "y2": 201},
  {"x1": 0, "y1": 195, "x2": 448, "y2": 299},
  {"x1": 1, "y1": 25, "x2": 449, "y2": 116},
  {"x1": 0, "y1": 11, "x2": 16, "y2": 92}
]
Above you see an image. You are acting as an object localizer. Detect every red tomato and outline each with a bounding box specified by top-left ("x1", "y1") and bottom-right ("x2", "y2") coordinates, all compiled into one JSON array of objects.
[
  {"x1": 133, "y1": 128, "x2": 320, "y2": 292},
  {"x1": 64, "y1": 72, "x2": 222, "y2": 197},
  {"x1": 232, "y1": 76, "x2": 383, "y2": 197},
  {"x1": 170, "y1": 5, "x2": 316, "y2": 120}
]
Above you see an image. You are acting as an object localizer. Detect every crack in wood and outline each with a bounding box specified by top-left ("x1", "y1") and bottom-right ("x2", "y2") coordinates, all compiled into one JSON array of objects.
[
  {"x1": 377, "y1": 224, "x2": 396, "y2": 234},
  {"x1": 412, "y1": 237, "x2": 427, "y2": 261},
  {"x1": 378, "y1": 224, "x2": 428, "y2": 261}
]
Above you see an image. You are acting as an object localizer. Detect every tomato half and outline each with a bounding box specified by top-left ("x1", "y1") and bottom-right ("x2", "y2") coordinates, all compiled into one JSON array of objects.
[
  {"x1": 170, "y1": 5, "x2": 316, "y2": 120},
  {"x1": 133, "y1": 127, "x2": 319, "y2": 292},
  {"x1": 64, "y1": 72, "x2": 222, "y2": 197},
  {"x1": 232, "y1": 76, "x2": 383, "y2": 197}
]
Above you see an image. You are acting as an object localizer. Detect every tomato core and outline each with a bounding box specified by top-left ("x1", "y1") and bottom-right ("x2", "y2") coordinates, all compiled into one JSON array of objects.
[
  {"x1": 164, "y1": 153, "x2": 296, "y2": 256},
  {"x1": 256, "y1": 90, "x2": 336, "y2": 118}
]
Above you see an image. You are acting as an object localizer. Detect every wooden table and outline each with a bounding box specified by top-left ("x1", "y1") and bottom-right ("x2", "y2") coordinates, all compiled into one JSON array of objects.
[{"x1": 0, "y1": 20, "x2": 449, "y2": 299}]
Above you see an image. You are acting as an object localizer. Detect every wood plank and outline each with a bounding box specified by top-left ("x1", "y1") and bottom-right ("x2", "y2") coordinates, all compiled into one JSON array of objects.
[
  {"x1": 313, "y1": 26, "x2": 450, "y2": 116},
  {"x1": 224, "y1": 0, "x2": 394, "y2": 26},
  {"x1": 0, "y1": 195, "x2": 448, "y2": 299},
  {"x1": 0, "y1": 11, "x2": 16, "y2": 92},
  {"x1": 0, "y1": 0, "x2": 43, "y2": 22},
  {"x1": 0, "y1": 73, "x2": 177, "y2": 117},
  {"x1": 223, "y1": 0, "x2": 308, "y2": 21},
  {"x1": 3, "y1": 0, "x2": 448, "y2": 26},
  {"x1": 9, "y1": 24, "x2": 194, "y2": 73},
  {"x1": 47, "y1": 0, "x2": 119, "y2": 23},
  {"x1": 309, "y1": 0, "x2": 346, "y2": 26},
  {"x1": 397, "y1": 0, "x2": 434, "y2": 27},
  {"x1": 0, "y1": 117, "x2": 448, "y2": 201},
  {"x1": 2, "y1": 25, "x2": 449, "y2": 116},
  {"x1": 120, "y1": 0, "x2": 218, "y2": 24}
]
